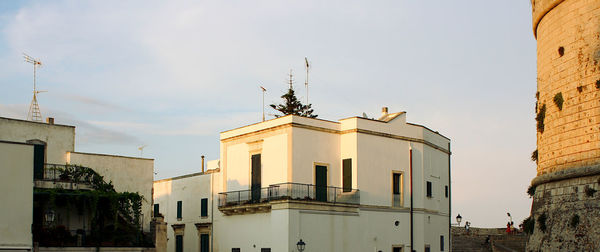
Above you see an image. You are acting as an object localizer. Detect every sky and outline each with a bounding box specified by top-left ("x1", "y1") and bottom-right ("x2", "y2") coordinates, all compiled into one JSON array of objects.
[{"x1": 0, "y1": 1, "x2": 537, "y2": 227}]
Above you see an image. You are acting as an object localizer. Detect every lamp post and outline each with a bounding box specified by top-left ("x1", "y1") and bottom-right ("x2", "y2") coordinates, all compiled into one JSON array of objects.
[
  {"x1": 456, "y1": 214, "x2": 462, "y2": 227},
  {"x1": 44, "y1": 209, "x2": 55, "y2": 226},
  {"x1": 296, "y1": 239, "x2": 306, "y2": 252}
]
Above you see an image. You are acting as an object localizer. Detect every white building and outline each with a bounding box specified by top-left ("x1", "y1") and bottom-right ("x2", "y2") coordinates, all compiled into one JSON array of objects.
[
  {"x1": 154, "y1": 107, "x2": 451, "y2": 252},
  {"x1": 0, "y1": 116, "x2": 155, "y2": 251}
]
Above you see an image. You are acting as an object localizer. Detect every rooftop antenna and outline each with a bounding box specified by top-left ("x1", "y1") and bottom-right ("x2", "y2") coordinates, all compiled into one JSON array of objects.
[
  {"x1": 138, "y1": 145, "x2": 147, "y2": 157},
  {"x1": 260, "y1": 86, "x2": 267, "y2": 121},
  {"x1": 23, "y1": 53, "x2": 45, "y2": 122},
  {"x1": 304, "y1": 57, "x2": 310, "y2": 104},
  {"x1": 288, "y1": 69, "x2": 294, "y2": 89}
]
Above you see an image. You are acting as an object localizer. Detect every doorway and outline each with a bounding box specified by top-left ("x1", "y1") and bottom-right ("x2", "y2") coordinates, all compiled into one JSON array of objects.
[{"x1": 315, "y1": 165, "x2": 327, "y2": 202}]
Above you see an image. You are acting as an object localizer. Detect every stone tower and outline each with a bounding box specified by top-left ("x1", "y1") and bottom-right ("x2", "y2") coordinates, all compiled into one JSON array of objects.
[{"x1": 529, "y1": 0, "x2": 600, "y2": 250}]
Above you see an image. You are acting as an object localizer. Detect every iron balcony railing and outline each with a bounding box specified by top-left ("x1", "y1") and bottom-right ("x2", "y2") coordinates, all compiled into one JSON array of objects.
[
  {"x1": 41, "y1": 164, "x2": 94, "y2": 184},
  {"x1": 218, "y1": 182, "x2": 360, "y2": 207}
]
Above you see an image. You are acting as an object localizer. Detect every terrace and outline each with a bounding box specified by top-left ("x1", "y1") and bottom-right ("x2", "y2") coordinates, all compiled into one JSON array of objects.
[{"x1": 218, "y1": 182, "x2": 360, "y2": 215}]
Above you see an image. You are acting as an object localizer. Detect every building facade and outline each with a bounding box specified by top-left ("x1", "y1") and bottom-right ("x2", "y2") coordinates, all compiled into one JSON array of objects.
[
  {"x1": 528, "y1": 0, "x2": 600, "y2": 250},
  {"x1": 0, "y1": 116, "x2": 155, "y2": 251},
  {"x1": 155, "y1": 108, "x2": 451, "y2": 252}
]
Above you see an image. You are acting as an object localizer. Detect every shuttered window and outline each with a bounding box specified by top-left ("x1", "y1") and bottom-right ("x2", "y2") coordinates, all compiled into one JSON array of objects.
[
  {"x1": 342, "y1": 159, "x2": 352, "y2": 192},
  {"x1": 177, "y1": 201, "x2": 182, "y2": 219},
  {"x1": 201, "y1": 198, "x2": 208, "y2": 217}
]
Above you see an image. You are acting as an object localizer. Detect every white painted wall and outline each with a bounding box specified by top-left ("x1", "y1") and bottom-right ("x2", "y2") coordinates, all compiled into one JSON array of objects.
[
  {"x1": 0, "y1": 141, "x2": 34, "y2": 251},
  {"x1": 68, "y1": 152, "x2": 154, "y2": 231},
  {"x1": 0, "y1": 117, "x2": 74, "y2": 164},
  {"x1": 154, "y1": 172, "x2": 214, "y2": 252}
]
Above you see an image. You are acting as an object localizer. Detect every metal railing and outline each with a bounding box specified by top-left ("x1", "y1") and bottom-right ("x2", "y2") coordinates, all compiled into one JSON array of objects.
[
  {"x1": 42, "y1": 164, "x2": 93, "y2": 184},
  {"x1": 218, "y1": 182, "x2": 360, "y2": 207}
]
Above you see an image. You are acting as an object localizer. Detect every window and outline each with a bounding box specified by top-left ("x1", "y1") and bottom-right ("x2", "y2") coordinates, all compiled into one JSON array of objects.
[
  {"x1": 201, "y1": 198, "x2": 208, "y2": 217},
  {"x1": 426, "y1": 181, "x2": 432, "y2": 198},
  {"x1": 343, "y1": 158, "x2": 352, "y2": 192},
  {"x1": 261, "y1": 249, "x2": 271, "y2": 252},
  {"x1": 153, "y1": 204, "x2": 160, "y2": 217},
  {"x1": 392, "y1": 172, "x2": 402, "y2": 207},
  {"x1": 445, "y1": 185, "x2": 449, "y2": 198},
  {"x1": 424, "y1": 244, "x2": 430, "y2": 252},
  {"x1": 393, "y1": 247, "x2": 403, "y2": 252},
  {"x1": 440, "y1": 235, "x2": 445, "y2": 251},
  {"x1": 177, "y1": 201, "x2": 182, "y2": 220},
  {"x1": 232, "y1": 249, "x2": 241, "y2": 252},
  {"x1": 175, "y1": 235, "x2": 183, "y2": 252}
]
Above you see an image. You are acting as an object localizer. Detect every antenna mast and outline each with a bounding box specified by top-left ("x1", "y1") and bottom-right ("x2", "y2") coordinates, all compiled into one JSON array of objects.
[
  {"x1": 260, "y1": 86, "x2": 267, "y2": 121},
  {"x1": 304, "y1": 57, "x2": 309, "y2": 104},
  {"x1": 23, "y1": 53, "x2": 45, "y2": 122}
]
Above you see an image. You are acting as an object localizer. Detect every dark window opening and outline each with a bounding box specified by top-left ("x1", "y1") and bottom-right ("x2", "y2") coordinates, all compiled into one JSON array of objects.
[
  {"x1": 232, "y1": 249, "x2": 241, "y2": 252},
  {"x1": 200, "y1": 234, "x2": 209, "y2": 252},
  {"x1": 426, "y1": 181, "x2": 432, "y2": 198},
  {"x1": 393, "y1": 173, "x2": 401, "y2": 195},
  {"x1": 343, "y1": 158, "x2": 352, "y2": 192},
  {"x1": 393, "y1": 247, "x2": 402, "y2": 252},
  {"x1": 445, "y1": 185, "x2": 449, "y2": 198},
  {"x1": 177, "y1": 201, "x2": 182, "y2": 219},
  {"x1": 441, "y1": 235, "x2": 445, "y2": 251},
  {"x1": 251, "y1": 154, "x2": 261, "y2": 202},
  {"x1": 201, "y1": 198, "x2": 208, "y2": 217},
  {"x1": 175, "y1": 235, "x2": 183, "y2": 252},
  {"x1": 261, "y1": 249, "x2": 271, "y2": 252},
  {"x1": 153, "y1": 204, "x2": 160, "y2": 217}
]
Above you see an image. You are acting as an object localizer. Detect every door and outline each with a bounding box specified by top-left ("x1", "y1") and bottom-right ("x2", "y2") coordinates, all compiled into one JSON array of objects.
[
  {"x1": 251, "y1": 154, "x2": 261, "y2": 202},
  {"x1": 33, "y1": 144, "x2": 45, "y2": 179},
  {"x1": 200, "y1": 234, "x2": 209, "y2": 252},
  {"x1": 315, "y1": 165, "x2": 327, "y2": 202},
  {"x1": 175, "y1": 235, "x2": 183, "y2": 252}
]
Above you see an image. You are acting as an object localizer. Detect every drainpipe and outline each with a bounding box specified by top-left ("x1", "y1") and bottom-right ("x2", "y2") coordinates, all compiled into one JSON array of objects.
[
  {"x1": 210, "y1": 171, "x2": 214, "y2": 252},
  {"x1": 409, "y1": 145, "x2": 414, "y2": 252},
  {"x1": 447, "y1": 143, "x2": 451, "y2": 252}
]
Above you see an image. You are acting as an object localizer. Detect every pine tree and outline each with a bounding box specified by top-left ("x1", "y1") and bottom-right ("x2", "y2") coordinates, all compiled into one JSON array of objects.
[{"x1": 270, "y1": 71, "x2": 317, "y2": 118}]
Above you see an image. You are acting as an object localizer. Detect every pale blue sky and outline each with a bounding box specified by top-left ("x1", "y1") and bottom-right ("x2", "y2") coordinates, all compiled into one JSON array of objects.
[{"x1": 0, "y1": 1, "x2": 537, "y2": 227}]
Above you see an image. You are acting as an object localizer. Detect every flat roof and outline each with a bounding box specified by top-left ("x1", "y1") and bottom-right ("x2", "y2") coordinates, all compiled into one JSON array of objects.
[{"x1": 0, "y1": 116, "x2": 75, "y2": 128}]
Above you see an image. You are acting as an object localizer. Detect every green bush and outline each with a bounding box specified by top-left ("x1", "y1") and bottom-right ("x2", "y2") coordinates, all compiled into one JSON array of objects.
[
  {"x1": 553, "y1": 92, "x2": 564, "y2": 110},
  {"x1": 531, "y1": 149, "x2": 538, "y2": 163},
  {"x1": 537, "y1": 212, "x2": 548, "y2": 232},
  {"x1": 527, "y1": 185, "x2": 536, "y2": 198},
  {"x1": 570, "y1": 214, "x2": 580, "y2": 228},
  {"x1": 536, "y1": 104, "x2": 546, "y2": 133},
  {"x1": 522, "y1": 216, "x2": 535, "y2": 234}
]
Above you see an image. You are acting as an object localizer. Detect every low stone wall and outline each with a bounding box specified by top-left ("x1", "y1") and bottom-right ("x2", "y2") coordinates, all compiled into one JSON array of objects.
[
  {"x1": 451, "y1": 226, "x2": 506, "y2": 236},
  {"x1": 39, "y1": 248, "x2": 155, "y2": 252}
]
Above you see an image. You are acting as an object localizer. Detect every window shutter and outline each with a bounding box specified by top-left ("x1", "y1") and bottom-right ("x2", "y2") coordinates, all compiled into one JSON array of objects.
[
  {"x1": 201, "y1": 198, "x2": 208, "y2": 217},
  {"x1": 177, "y1": 201, "x2": 182, "y2": 219},
  {"x1": 343, "y1": 159, "x2": 352, "y2": 192}
]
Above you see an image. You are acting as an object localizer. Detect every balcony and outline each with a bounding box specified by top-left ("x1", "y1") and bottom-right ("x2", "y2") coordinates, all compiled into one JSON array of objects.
[
  {"x1": 218, "y1": 182, "x2": 359, "y2": 215},
  {"x1": 34, "y1": 164, "x2": 95, "y2": 190}
]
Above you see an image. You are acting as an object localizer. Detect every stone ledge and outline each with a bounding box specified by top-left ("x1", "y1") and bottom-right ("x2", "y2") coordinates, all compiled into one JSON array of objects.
[{"x1": 531, "y1": 164, "x2": 600, "y2": 187}]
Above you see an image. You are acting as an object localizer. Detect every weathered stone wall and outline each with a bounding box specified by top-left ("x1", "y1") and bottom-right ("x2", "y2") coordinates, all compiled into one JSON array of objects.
[
  {"x1": 532, "y1": 0, "x2": 600, "y2": 175},
  {"x1": 528, "y1": 175, "x2": 600, "y2": 251},
  {"x1": 529, "y1": 0, "x2": 600, "y2": 251}
]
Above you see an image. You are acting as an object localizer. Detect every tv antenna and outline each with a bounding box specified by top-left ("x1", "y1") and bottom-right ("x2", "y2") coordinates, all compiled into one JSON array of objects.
[
  {"x1": 260, "y1": 86, "x2": 267, "y2": 121},
  {"x1": 304, "y1": 57, "x2": 310, "y2": 104},
  {"x1": 23, "y1": 53, "x2": 45, "y2": 122},
  {"x1": 138, "y1": 145, "x2": 148, "y2": 157}
]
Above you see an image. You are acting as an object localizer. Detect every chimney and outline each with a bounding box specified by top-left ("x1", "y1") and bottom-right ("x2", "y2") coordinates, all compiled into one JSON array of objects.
[
  {"x1": 46, "y1": 117, "x2": 54, "y2": 125},
  {"x1": 381, "y1": 107, "x2": 389, "y2": 118},
  {"x1": 201, "y1": 155, "x2": 205, "y2": 173}
]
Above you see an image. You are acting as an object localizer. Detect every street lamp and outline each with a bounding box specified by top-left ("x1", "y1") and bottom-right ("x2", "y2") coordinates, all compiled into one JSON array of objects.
[
  {"x1": 44, "y1": 209, "x2": 55, "y2": 226},
  {"x1": 456, "y1": 214, "x2": 462, "y2": 227},
  {"x1": 296, "y1": 239, "x2": 306, "y2": 252}
]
